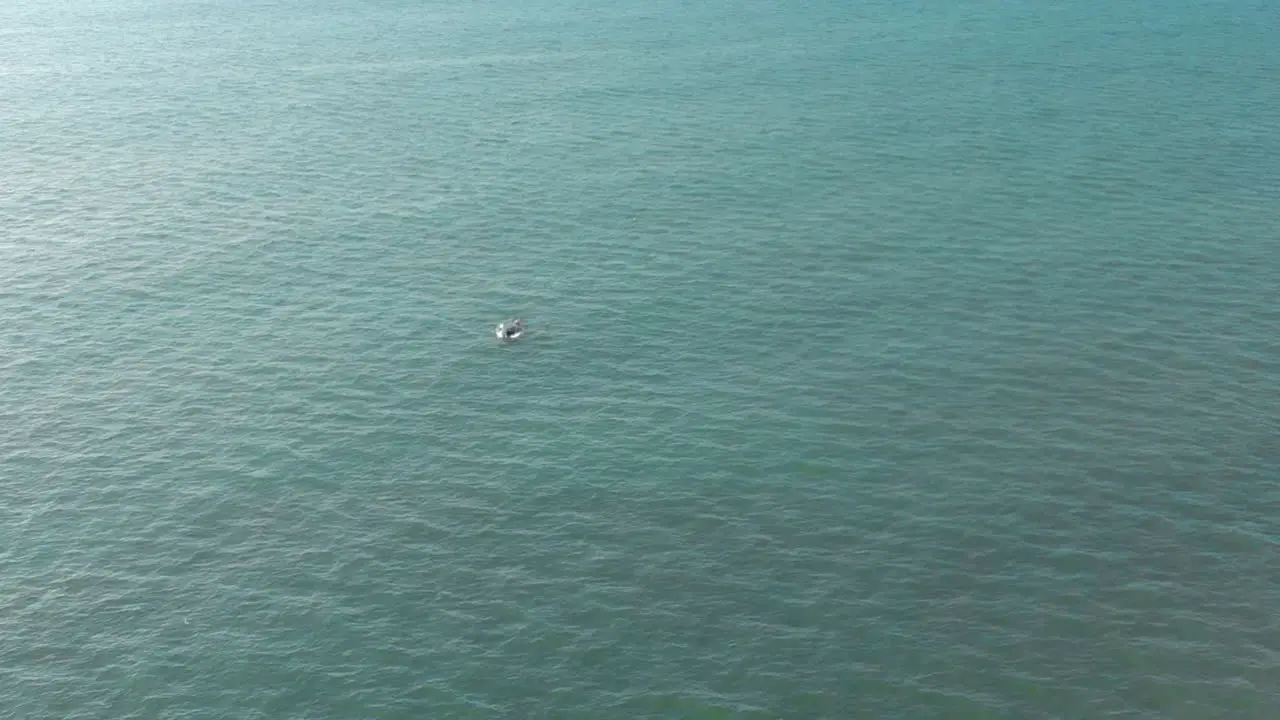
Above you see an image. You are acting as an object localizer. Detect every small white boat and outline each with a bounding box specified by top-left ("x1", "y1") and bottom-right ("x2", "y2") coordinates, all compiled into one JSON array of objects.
[{"x1": 495, "y1": 317, "x2": 524, "y2": 342}]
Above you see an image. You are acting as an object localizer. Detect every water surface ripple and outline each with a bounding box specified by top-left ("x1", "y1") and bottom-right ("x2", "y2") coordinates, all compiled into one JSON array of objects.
[{"x1": 2, "y1": 0, "x2": 1278, "y2": 718}]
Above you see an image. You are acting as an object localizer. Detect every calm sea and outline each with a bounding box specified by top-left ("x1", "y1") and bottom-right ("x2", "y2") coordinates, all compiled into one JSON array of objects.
[{"x1": 2, "y1": 0, "x2": 1277, "y2": 717}]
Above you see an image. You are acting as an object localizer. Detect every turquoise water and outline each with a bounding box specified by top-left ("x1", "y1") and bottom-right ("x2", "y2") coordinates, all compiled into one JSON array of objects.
[{"x1": 3, "y1": 0, "x2": 1278, "y2": 717}]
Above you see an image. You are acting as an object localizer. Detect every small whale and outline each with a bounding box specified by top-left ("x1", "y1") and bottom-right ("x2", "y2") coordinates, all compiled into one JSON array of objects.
[{"x1": 495, "y1": 317, "x2": 524, "y2": 342}]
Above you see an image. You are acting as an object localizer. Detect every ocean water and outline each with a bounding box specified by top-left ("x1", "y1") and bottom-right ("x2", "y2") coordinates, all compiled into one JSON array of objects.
[{"x1": 2, "y1": 0, "x2": 1278, "y2": 717}]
